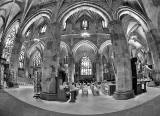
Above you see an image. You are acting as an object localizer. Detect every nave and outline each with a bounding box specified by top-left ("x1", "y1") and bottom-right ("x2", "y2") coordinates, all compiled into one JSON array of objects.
[{"x1": 1, "y1": 0, "x2": 160, "y2": 115}]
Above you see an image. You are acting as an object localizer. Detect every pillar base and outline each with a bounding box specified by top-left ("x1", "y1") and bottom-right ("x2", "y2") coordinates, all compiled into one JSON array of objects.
[
  {"x1": 113, "y1": 90, "x2": 134, "y2": 100},
  {"x1": 40, "y1": 92, "x2": 57, "y2": 101}
]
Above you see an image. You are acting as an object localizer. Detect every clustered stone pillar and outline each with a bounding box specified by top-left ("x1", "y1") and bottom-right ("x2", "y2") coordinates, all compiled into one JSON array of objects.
[
  {"x1": 96, "y1": 53, "x2": 103, "y2": 82},
  {"x1": 10, "y1": 34, "x2": 23, "y2": 85},
  {"x1": 68, "y1": 53, "x2": 75, "y2": 82},
  {"x1": 99, "y1": 55, "x2": 104, "y2": 81},
  {"x1": 0, "y1": 59, "x2": 5, "y2": 88},
  {"x1": 110, "y1": 20, "x2": 134, "y2": 100},
  {"x1": 145, "y1": 51, "x2": 155, "y2": 87},
  {"x1": 40, "y1": 22, "x2": 61, "y2": 101},
  {"x1": 24, "y1": 53, "x2": 30, "y2": 78},
  {"x1": 147, "y1": 52, "x2": 153, "y2": 66},
  {"x1": 0, "y1": 62, "x2": 2, "y2": 88},
  {"x1": 146, "y1": 30, "x2": 160, "y2": 83},
  {"x1": 96, "y1": 54, "x2": 100, "y2": 82}
]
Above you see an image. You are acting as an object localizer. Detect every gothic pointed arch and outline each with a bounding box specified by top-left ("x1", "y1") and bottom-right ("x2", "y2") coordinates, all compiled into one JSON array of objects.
[
  {"x1": 58, "y1": 1, "x2": 113, "y2": 29},
  {"x1": 116, "y1": 6, "x2": 150, "y2": 32},
  {"x1": 21, "y1": 9, "x2": 52, "y2": 37},
  {"x1": 2, "y1": 20, "x2": 19, "y2": 63}
]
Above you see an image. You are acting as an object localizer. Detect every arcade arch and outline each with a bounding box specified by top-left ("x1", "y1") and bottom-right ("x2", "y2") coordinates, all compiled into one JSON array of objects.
[
  {"x1": 2, "y1": 20, "x2": 19, "y2": 63},
  {"x1": 117, "y1": 7, "x2": 159, "y2": 82},
  {"x1": 58, "y1": 2, "x2": 112, "y2": 29},
  {"x1": 72, "y1": 40, "x2": 98, "y2": 62}
]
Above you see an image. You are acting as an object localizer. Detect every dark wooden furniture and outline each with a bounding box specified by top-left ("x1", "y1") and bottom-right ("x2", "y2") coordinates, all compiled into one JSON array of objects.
[{"x1": 108, "y1": 84, "x2": 116, "y2": 96}]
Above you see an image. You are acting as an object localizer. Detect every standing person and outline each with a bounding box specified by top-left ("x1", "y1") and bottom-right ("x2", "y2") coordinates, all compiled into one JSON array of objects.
[
  {"x1": 64, "y1": 82, "x2": 70, "y2": 100},
  {"x1": 93, "y1": 84, "x2": 99, "y2": 96},
  {"x1": 74, "y1": 83, "x2": 79, "y2": 100},
  {"x1": 3, "y1": 74, "x2": 7, "y2": 88},
  {"x1": 82, "y1": 83, "x2": 88, "y2": 96},
  {"x1": 69, "y1": 83, "x2": 76, "y2": 102}
]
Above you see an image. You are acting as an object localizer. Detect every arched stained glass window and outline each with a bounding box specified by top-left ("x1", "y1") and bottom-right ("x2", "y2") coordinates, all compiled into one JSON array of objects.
[
  {"x1": 19, "y1": 45, "x2": 25, "y2": 68},
  {"x1": 26, "y1": 30, "x2": 31, "y2": 37},
  {"x1": 82, "y1": 19, "x2": 88, "y2": 30},
  {"x1": 2, "y1": 22, "x2": 19, "y2": 63},
  {"x1": 81, "y1": 56, "x2": 92, "y2": 75},
  {"x1": 32, "y1": 51, "x2": 41, "y2": 67},
  {"x1": 137, "y1": 51, "x2": 144, "y2": 63},
  {"x1": 40, "y1": 24, "x2": 47, "y2": 34}
]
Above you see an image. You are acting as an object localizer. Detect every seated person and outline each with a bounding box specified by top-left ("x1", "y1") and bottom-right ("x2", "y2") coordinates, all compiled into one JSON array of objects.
[
  {"x1": 82, "y1": 84, "x2": 88, "y2": 96},
  {"x1": 92, "y1": 85, "x2": 100, "y2": 96},
  {"x1": 69, "y1": 83, "x2": 78, "y2": 102},
  {"x1": 64, "y1": 82, "x2": 70, "y2": 100}
]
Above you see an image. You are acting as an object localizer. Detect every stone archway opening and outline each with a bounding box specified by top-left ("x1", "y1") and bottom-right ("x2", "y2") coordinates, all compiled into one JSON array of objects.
[
  {"x1": 71, "y1": 40, "x2": 97, "y2": 83},
  {"x1": 119, "y1": 12, "x2": 155, "y2": 86},
  {"x1": 79, "y1": 56, "x2": 93, "y2": 83}
]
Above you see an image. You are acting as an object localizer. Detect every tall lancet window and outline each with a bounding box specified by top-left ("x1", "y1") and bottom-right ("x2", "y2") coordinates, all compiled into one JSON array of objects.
[
  {"x1": 81, "y1": 56, "x2": 92, "y2": 75},
  {"x1": 19, "y1": 46, "x2": 25, "y2": 69},
  {"x1": 40, "y1": 24, "x2": 47, "y2": 34},
  {"x1": 82, "y1": 19, "x2": 88, "y2": 30},
  {"x1": 2, "y1": 22, "x2": 19, "y2": 63},
  {"x1": 32, "y1": 51, "x2": 41, "y2": 67}
]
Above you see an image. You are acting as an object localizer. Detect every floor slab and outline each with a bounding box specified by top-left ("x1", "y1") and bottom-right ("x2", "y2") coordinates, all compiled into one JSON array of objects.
[{"x1": 2, "y1": 86, "x2": 160, "y2": 115}]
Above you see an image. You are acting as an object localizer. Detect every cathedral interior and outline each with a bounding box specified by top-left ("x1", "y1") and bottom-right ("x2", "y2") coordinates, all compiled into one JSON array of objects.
[{"x1": 1, "y1": 0, "x2": 160, "y2": 116}]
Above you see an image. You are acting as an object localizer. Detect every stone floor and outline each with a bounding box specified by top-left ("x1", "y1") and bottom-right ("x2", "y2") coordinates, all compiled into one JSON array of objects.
[{"x1": 0, "y1": 85, "x2": 160, "y2": 116}]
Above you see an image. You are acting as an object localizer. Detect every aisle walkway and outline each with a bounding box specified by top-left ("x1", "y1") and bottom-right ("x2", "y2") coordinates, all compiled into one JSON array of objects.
[{"x1": 1, "y1": 85, "x2": 160, "y2": 115}]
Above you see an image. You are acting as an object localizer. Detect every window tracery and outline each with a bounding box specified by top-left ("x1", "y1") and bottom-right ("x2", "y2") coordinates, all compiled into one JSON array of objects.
[
  {"x1": 81, "y1": 56, "x2": 92, "y2": 75},
  {"x1": 40, "y1": 24, "x2": 47, "y2": 34},
  {"x1": 32, "y1": 51, "x2": 41, "y2": 67},
  {"x1": 2, "y1": 23, "x2": 19, "y2": 63},
  {"x1": 102, "y1": 20, "x2": 107, "y2": 28},
  {"x1": 19, "y1": 46, "x2": 25, "y2": 69},
  {"x1": 26, "y1": 30, "x2": 31, "y2": 37},
  {"x1": 82, "y1": 19, "x2": 88, "y2": 30}
]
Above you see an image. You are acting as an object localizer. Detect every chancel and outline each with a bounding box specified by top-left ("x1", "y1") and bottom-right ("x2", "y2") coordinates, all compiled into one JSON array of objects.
[{"x1": 0, "y1": 0, "x2": 160, "y2": 116}]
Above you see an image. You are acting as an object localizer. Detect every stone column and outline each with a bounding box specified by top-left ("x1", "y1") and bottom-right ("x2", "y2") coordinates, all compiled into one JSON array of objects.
[
  {"x1": 24, "y1": 53, "x2": 30, "y2": 78},
  {"x1": 0, "y1": 58, "x2": 5, "y2": 89},
  {"x1": 0, "y1": 62, "x2": 2, "y2": 88},
  {"x1": 146, "y1": 30, "x2": 160, "y2": 83},
  {"x1": 40, "y1": 22, "x2": 61, "y2": 101},
  {"x1": 147, "y1": 52, "x2": 153, "y2": 66},
  {"x1": 96, "y1": 63, "x2": 100, "y2": 82},
  {"x1": 109, "y1": 20, "x2": 134, "y2": 100},
  {"x1": 68, "y1": 53, "x2": 75, "y2": 82},
  {"x1": 10, "y1": 34, "x2": 23, "y2": 85},
  {"x1": 99, "y1": 54, "x2": 104, "y2": 81},
  {"x1": 96, "y1": 54, "x2": 103, "y2": 82},
  {"x1": 145, "y1": 51, "x2": 156, "y2": 87},
  {"x1": 72, "y1": 64, "x2": 75, "y2": 82},
  {"x1": 0, "y1": 42, "x2": 3, "y2": 57},
  {"x1": 96, "y1": 54, "x2": 100, "y2": 82}
]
